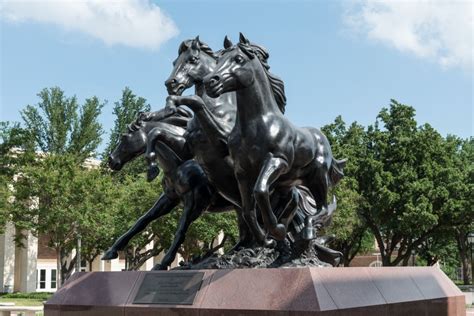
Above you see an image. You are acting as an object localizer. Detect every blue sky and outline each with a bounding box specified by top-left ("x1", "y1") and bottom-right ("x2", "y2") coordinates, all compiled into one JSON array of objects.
[{"x1": 1, "y1": 0, "x2": 472, "y2": 153}]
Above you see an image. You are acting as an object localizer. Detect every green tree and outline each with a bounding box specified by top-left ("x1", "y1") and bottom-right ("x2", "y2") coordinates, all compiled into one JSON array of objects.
[
  {"x1": 109, "y1": 175, "x2": 171, "y2": 270},
  {"x1": 322, "y1": 117, "x2": 373, "y2": 266},
  {"x1": 180, "y1": 212, "x2": 239, "y2": 263},
  {"x1": 445, "y1": 137, "x2": 474, "y2": 284},
  {"x1": 357, "y1": 100, "x2": 465, "y2": 266},
  {"x1": 11, "y1": 155, "x2": 119, "y2": 285},
  {"x1": 74, "y1": 170, "x2": 121, "y2": 270},
  {"x1": 21, "y1": 87, "x2": 104, "y2": 160},
  {"x1": 0, "y1": 121, "x2": 35, "y2": 234},
  {"x1": 6, "y1": 87, "x2": 107, "y2": 284}
]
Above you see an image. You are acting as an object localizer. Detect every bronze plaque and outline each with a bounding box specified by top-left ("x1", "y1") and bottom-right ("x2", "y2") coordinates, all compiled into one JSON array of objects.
[{"x1": 133, "y1": 272, "x2": 204, "y2": 305}]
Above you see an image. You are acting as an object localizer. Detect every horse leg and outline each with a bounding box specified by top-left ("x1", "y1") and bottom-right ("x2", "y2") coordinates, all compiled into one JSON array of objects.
[
  {"x1": 235, "y1": 174, "x2": 272, "y2": 247},
  {"x1": 145, "y1": 123, "x2": 190, "y2": 181},
  {"x1": 102, "y1": 193, "x2": 179, "y2": 260},
  {"x1": 302, "y1": 168, "x2": 329, "y2": 240},
  {"x1": 152, "y1": 187, "x2": 211, "y2": 270},
  {"x1": 253, "y1": 155, "x2": 289, "y2": 241},
  {"x1": 275, "y1": 186, "x2": 300, "y2": 230},
  {"x1": 230, "y1": 207, "x2": 256, "y2": 250}
]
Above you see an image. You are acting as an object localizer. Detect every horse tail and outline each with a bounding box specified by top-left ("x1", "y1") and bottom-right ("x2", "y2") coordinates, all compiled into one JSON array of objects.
[
  {"x1": 329, "y1": 157, "x2": 347, "y2": 187},
  {"x1": 288, "y1": 185, "x2": 318, "y2": 234}
]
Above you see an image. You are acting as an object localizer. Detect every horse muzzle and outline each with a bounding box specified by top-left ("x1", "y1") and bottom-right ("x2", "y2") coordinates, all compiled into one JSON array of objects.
[
  {"x1": 108, "y1": 155, "x2": 123, "y2": 171},
  {"x1": 204, "y1": 75, "x2": 224, "y2": 98},
  {"x1": 165, "y1": 78, "x2": 186, "y2": 96}
]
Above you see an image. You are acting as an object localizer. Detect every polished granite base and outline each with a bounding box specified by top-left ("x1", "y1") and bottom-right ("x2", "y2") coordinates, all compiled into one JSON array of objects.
[{"x1": 44, "y1": 267, "x2": 466, "y2": 316}]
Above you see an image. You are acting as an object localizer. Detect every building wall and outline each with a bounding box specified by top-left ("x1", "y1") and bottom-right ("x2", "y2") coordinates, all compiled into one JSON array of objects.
[
  {"x1": 37, "y1": 235, "x2": 56, "y2": 259},
  {"x1": 0, "y1": 224, "x2": 38, "y2": 293},
  {"x1": 0, "y1": 223, "x2": 16, "y2": 293},
  {"x1": 13, "y1": 229, "x2": 37, "y2": 292}
]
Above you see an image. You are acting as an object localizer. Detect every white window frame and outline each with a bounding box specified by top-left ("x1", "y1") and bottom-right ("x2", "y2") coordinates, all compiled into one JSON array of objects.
[{"x1": 36, "y1": 265, "x2": 58, "y2": 292}]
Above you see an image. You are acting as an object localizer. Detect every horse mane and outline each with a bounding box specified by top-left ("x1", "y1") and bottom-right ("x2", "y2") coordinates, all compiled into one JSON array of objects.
[
  {"x1": 127, "y1": 110, "x2": 161, "y2": 132},
  {"x1": 127, "y1": 119, "x2": 143, "y2": 133},
  {"x1": 178, "y1": 39, "x2": 216, "y2": 59},
  {"x1": 238, "y1": 42, "x2": 287, "y2": 114},
  {"x1": 127, "y1": 107, "x2": 193, "y2": 133}
]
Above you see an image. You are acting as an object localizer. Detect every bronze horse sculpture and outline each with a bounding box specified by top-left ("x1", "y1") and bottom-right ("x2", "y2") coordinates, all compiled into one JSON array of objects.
[
  {"x1": 103, "y1": 37, "x2": 342, "y2": 269},
  {"x1": 203, "y1": 33, "x2": 346, "y2": 247},
  {"x1": 102, "y1": 39, "x2": 288, "y2": 268},
  {"x1": 103, "y1": 107, "x2": 240, "y2": 270},
  {"x1": 148, "y1": 37, "x2": 308, "y2": 248}
]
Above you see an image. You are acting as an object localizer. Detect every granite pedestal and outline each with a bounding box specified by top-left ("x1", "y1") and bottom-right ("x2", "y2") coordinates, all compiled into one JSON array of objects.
[{"x1": 44, "y1": 267, "x2": 466, "y2": 316}]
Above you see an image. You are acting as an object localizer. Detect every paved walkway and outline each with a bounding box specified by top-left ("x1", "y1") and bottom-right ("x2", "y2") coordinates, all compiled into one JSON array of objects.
[{"x1": 0, "y1": 305, "x2": 43, "y2": 316}]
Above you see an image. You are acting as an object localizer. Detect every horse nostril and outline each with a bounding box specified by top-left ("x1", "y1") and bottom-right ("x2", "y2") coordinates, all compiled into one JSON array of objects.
[
  {"x1": 210, "y1": 75, "x2": 220, "y2": 86},
  {"x1": 165, "y1": 78, "x2": 177, "y2": 87}
]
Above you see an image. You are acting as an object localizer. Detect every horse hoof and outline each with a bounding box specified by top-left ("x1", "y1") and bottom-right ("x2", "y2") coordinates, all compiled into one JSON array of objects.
[
  {"x1": 264, "y1": 239, "x2": 277, "y2": 248},
  {"x1": 101, "y1": 249, "x2": 118, "y2": 260},
  {"x1": 147, "y1": 165, "x2": 160, "y2": 182},
  {"x1": 270, "y1": 224, "x2": 287, "y2": 241},
  {"x1": 151, "y1": 263, "x2": 168, "y2": 271}
]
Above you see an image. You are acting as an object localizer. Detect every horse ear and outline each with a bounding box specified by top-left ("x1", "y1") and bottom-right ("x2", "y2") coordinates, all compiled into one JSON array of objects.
[
  {"x1": 223, "y1": 35, "x2": 233, "y2": 49},
  {"x1": 191, "y1": 36, "x2": 200, "y2": 50},
  {"x1": 239, "y1": 32, "x2": 250, "y2": 44}
]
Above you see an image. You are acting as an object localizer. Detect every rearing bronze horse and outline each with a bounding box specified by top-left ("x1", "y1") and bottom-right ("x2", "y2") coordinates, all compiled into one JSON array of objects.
[
  {"x1": 161, "y1": 37, "x2": 331, "y2": 249},
  {"x1": 149, "y1": 37, "x2": 307, "y2": 248},
  {"x1": 204, "y1": 34, "x2": 346, "y2": 246}
]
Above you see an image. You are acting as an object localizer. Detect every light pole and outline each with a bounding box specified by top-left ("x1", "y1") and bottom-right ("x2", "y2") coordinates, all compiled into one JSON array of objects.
[
  {"x1": 74, "y1": 222, "x2": 82, "y2": 273},
  {"x1": 468, "y1": 232, "x2": 474, "y2": 285}
]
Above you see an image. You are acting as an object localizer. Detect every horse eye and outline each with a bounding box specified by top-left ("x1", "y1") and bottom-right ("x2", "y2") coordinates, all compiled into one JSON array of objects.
[
  {"x1": 189, "y1": 56, "x2": 198, "y2": 64},
  {"x1": 235, "y1": 55, "x2": 244, "y2": 64}
]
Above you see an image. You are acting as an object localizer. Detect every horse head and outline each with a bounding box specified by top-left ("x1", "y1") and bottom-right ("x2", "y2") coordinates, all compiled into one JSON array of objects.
[
  {"x1": 165, "y1": 36, "x2": 217, "y2": 95},
  {"x1": 204, "y1": 33, "x2": 286, "y2": 114},
  {"x1": 108, "y1": 117, "x2": 148, "y2": 170}
]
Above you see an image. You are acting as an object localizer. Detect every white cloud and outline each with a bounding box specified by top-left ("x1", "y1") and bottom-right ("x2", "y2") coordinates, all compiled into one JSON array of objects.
[
  {"x1": 343, "y1": 0, "x2": 473, "y2": 71},
  {"x1": 0, "y1": 0, "x2": 179, "y2": 50}
]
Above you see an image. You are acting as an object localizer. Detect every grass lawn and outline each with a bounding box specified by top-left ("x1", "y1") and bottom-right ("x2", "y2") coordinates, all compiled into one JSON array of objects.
[
  {"x1": 0, "y1": 292, "x2": 52, "y2": 307},
  {"x1": 0, "y1": 297, "x2": 45, "y2": 306}
]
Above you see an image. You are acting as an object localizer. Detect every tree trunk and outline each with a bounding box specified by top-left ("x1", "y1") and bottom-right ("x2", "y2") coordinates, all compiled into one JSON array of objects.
[
  {"x1": 343, "y1": 253, "x2": 351, "y2": 267},
  {"x1": 381, "y1": 248, "x2": 394, "y2": 266},
  {"x1": 455, "y1": 230, "x2": 470, "y2": 285},
  {"x1": 461, "y1": 255, "x2": 470, "y2": 285},
  {"x1": 60, "y1": 248, "x2": 76, "y2": 285},
  {"x1": 402, "y1": 254, "x2": 410, "y2": 266}
]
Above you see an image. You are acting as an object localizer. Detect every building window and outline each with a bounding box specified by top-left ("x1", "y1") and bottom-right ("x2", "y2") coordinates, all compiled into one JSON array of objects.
[
  {"x1": 80, "y1": 260, "x2": 87, "y2": 272},
  {"x1": 51, "y1": 269, "x2": 57, "y2": 289},
  {"x1": 38, "y1": 269, "x2": 46, "y2": 289}
]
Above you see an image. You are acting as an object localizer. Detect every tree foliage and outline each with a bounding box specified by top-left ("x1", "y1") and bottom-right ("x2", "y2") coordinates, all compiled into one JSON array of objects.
[
  {"x1": 21, "y1": 87, "x2": 104, "y2": 160},
  {"x1": 11, "y1": 155, "x2": 118, "y2": 284},
  {"x1": 0, "y1": 121, "x2": 37, "y2": 234},
  {"x1": 356, "y1": 100, "x2": 472, "y2": 266},
  {"x1": 322, "y1": 117, "x2": 374, "y2": 265},
  {"x1": 3, "y1": 87, "x2": 107, "y2": 284}
]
